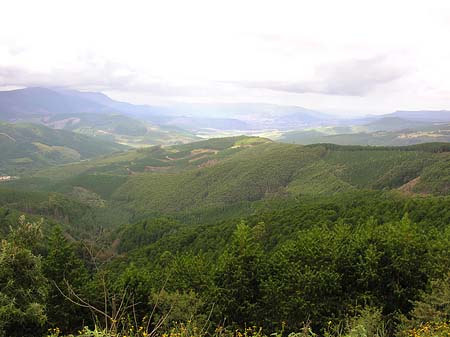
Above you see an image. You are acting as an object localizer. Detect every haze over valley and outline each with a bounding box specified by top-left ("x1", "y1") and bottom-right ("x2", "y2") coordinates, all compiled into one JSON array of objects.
[{"x1": 2, "y1": 86, "x2": 450, "y2": 168}]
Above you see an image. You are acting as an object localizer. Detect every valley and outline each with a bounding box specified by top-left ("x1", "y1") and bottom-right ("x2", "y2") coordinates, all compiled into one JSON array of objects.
[
  {"x1": 3, "y1": 88, "x2": 450, "y2": 337},
  {"x1": 3, "y1": 2, "x2": 450, "y2": 335},
  {"x1": 3, "y1": 111, "x2": 450, "y2": 337},
  {"x1": 3, "y1": 135, "x2": 450, "y2": 230},
  {"x1": 4, "y1": 88, "x2": 450, "y2": 151},
  {"x1": 2, "y1": 133, "x2": 450, "y2": 337}
]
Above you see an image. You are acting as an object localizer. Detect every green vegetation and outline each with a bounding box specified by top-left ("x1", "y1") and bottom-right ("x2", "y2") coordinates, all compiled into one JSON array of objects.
[
  {"x1": 0, "y1": 216, "x2": 48, "y2": 337},
  {"x1": 2, "y1": 136, "x2": 450, "y2": 336},
  {"x1": 5, "y1": 136, "x2": 450, "y2": 227},
  {"x1": 0, "y1": 122, "x2": 126, "y2": 175},
  {"x1": 279, "y1": 122, "x2": 450, "y2": 146},
  {"x1": 0, "y1": 87, "x2": 199, "y2": 147},
  {"x1": 4, "y1": 191, "x2": 450, "y2": 337},
  {"x1": 44, "y1": 112, "x2": 199, "y2": 147}
]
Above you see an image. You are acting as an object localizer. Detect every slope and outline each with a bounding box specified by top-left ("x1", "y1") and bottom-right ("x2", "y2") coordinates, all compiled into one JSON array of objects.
[
  {"x1": 0, "y1": 122, "x2": 126, "y2": 175},
  {"x1": 4, "y1": 137, "x2": 450, "y2": 228},
  {"x1": 0, "y1": 87, "x2": 199, "y2": 146},
  {"x1": 279, "y1": 123, "x2": 450, "y2": 146}
]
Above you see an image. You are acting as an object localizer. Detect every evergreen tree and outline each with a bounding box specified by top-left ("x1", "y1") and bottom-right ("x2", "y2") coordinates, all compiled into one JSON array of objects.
[
  {"x1": 214, "y1": 221, "x2": 263, "y2": 326},
  {"x1": 43, "y1": 226, "x2": 89, "y2": 332},
  {"x1": 0, "y1": 216, "x2": 48, "y2": 337}
]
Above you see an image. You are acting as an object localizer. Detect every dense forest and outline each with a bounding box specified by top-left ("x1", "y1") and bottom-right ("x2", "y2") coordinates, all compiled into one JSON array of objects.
[{"x1": 2, "y1": 137, "x2": 450, "y2": 337}]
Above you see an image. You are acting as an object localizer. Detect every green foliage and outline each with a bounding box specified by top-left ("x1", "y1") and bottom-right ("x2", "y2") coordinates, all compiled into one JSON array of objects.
[
  {"x1": 4, "y1": 137, "x2": 450, "y2": 336},
  {"x1": 415, "y1": 156, "x2": 450, "y2": 194},
  {"x1": 113, "y1": 143, "x2": 324, "y2": 214},
  {"x1": 118, "y1": 218, "x2": 181, "y2": 253},
  {"x1": 150, "y1": 289, "x2": 205, "y2": 329},
  {"x1": 214, "y1": 222, "x2": 264, "y2": 326},
  {"x1": 7, "y1": 136, "x2": 450, "y2": 234},
  {"x1": 0, "y1": 216, "x2": 48, "y2": 337},
  {"x1": 397, "y1": 271, "x2": 450, "y2": 335},
  {"x1": 107, "y1": 191, "x2": 450, "y2": 334},
  {"x1": 260, "y1": 216, "x2": 431, "y2": 329},
  {"x1": 326, "y1": 307, "x2": 388, "y2": 337},
  {"x1": 43, "y1": 226, "x2": 89, "y2": 332}
]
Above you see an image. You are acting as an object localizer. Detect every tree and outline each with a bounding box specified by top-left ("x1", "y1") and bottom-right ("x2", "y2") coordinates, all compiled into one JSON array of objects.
[
  {"x1": 214, "y1": 221, "x2": 263, "y2": 326},
  {"x1": 43, "y1": 226, "x2": 89, "y2": 332},
  {"x1": 0, "y1": 216, "x2": 48, "y2": 337}
]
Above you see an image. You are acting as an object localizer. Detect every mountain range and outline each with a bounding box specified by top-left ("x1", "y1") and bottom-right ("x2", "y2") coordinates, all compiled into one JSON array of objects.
[
  {"x1": 0, "y1": 87, "x2": 199, "y2": 146},
  {"x1": 0, "y1": 87, "x2": 336, "y2": 133},
  {"x1": 1, "y1": 87, "x2": 450, "y2": 149},
  {"x1": 2, "y1": 87, "x2": 450, "y2": 336}
]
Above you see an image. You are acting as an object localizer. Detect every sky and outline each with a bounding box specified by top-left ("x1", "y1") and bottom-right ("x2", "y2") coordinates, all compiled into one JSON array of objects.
[{"x1": 0, "y1": 0, "x2": 450, "y2": 116}]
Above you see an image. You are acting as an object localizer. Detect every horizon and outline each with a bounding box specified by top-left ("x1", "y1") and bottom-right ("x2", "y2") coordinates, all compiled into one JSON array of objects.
[
  {"x1": 1, "y1": 1, "x2": 450, "y2": 116},
  {"x1": 2, "y1": 85, "x2": 450, "y2": 120}
]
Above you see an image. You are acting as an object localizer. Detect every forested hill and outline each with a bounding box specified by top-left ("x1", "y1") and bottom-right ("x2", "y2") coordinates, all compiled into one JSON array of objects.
[
  {"x1": 2, "y1": 136, "x2": 450, "y2": 229},
  {"x1": 0, "y1": 122, "x2": 127, "y2": 175},
  {"x1": 3, "y1": 136, "x2": 450, "y2": 336}
]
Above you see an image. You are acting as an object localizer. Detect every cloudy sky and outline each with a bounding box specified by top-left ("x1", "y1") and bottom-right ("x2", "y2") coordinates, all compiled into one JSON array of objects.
[{"x1": 1, "y1": 0, "x2": 450, "y2": 116}]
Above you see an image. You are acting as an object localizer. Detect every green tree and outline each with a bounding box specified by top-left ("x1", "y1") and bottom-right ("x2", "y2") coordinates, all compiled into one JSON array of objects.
[
  {"x1": 0, "y1": 216, "x2": 48, "y2": 337},
  {"x1": 214, "y1": 221, "x2": 263, "y2": 326},
  {"x1": 43, "y1": 226, "x2": 89, "y2": 332}
]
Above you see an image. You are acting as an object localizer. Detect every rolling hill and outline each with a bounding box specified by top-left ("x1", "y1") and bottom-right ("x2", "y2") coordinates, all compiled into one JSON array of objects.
[
  {"x1": 4, "y1": 136, "x2": 450, "y2": 227},
  {"x1": 0, "y1": 87, "x2": 108, "y2": 119},
  {"x1": 3, "y1": 135, "x2": 450, "y2": 334},
  {"x1": 387, "y1": 110, "x2": 450, "y2": 122},
  {"x1": 0, "y1": 122, "x2": 127, "y2": 175},
  {"x1": 279, "y1": 120, "x2": 450, "y2": 146},
  {"x1": 0, "y1": 87, "x2": 342, "y2": 136},
  {"x1": 0, "y1": 87, "x2": 199, "y2": 146},
  {"x1": 361, "y1": 116, "x2": 430, "y2": 132}
]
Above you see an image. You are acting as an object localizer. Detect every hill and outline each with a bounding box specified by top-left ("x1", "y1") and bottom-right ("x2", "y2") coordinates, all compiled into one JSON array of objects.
[
  {"x1": 0, "y1": 87, "x2": 199, "y2": 146},
  {"x1": 0, "y1": 122, "x2": 126, "y2": 175},
  {"x1": 162, "y1": 102, "x2": 335, "y2": 130},
  {"x1": 387, "y1": 110, "x2": 450, "y2": 122},
  {"x1": 4, "y1": 136, "x2": 450, "y2": 227},
  {"x1": 0, "y1": 87, "x2": 343, "y2": 136},
  {"x1": 3, "y1": 136, "x2": 450, "y2": 336},
  {"x1": 279, "y1": 122, "x2": 450, "y2": 146},
  {"x1": 361, "y1": 116, "x2": 430, "y2": 132},
  {"x1": 0, "y1": 87, "x2": 108, "y2": 120},
  {"x1": 110, "y1": 141, "x2": 450, "y2": 217}
]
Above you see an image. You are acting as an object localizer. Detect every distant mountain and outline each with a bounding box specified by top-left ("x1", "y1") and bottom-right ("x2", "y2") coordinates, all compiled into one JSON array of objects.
[
  {"x1": 165, "y1": 116, "x2": 251, "y2": 130},
  {"x1": 0, "y1": 87, "x2": 110, "y2": 120},
  {"x1": 0, "y1": 122, "x2": 126, "y2": 175},
  {"x1": 5, "y1": 88, "x2": 450, "y2": 140},
  {"x1": 0, "y1": 87, "x2": 199, "y2": 146},
  {"x1": 278, "y1": 111, "x2": 450, "y2": 146},
  {"x1": 55, "y1": 88, "x2": 174, "y2": 124},
  {"x1": 279, "y1": 122, "x2": 450, "y2": 146},
  {"x1": 362, "y1": 117, "x2": 430, "y2": 132},
  {"x1": 387, "y1": 110, "x2": 450, "y2": 122},
  {"x1": 48, "y1": 89, "x2": 335, "y2": 130},
  {"x1": 0, "y1": 87, "x2": 339, "y2": 135},
  {"x1": 165, "y1": 103, "x2": 334, "y2": 130}
]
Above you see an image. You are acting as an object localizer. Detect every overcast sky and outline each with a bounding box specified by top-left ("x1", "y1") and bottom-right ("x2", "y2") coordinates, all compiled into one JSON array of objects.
[{"x1": 1, "y1": 0, "x2": 450, "y2": 116}]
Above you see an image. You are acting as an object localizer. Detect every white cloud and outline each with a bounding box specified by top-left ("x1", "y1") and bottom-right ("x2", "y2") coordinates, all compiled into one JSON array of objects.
[
  {"x1": 240, "y1": 56, "x2": 410, "y2": 96},
  {"x1": 0, "y1": 0, "x2": 450, "y2": 115}
]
